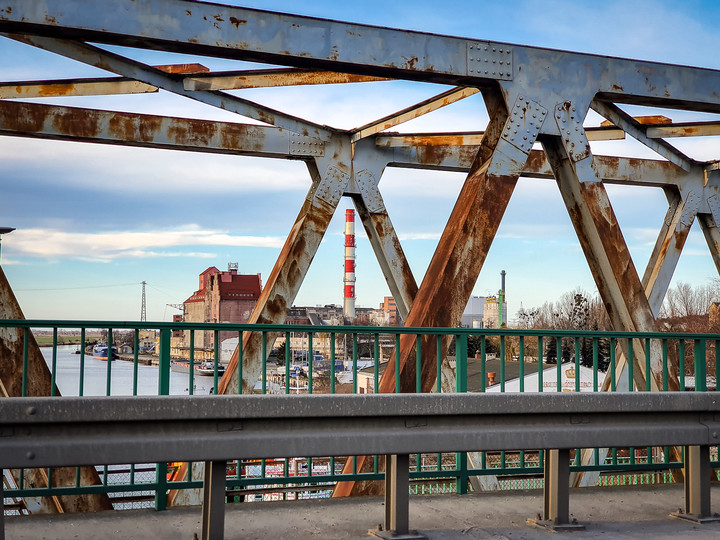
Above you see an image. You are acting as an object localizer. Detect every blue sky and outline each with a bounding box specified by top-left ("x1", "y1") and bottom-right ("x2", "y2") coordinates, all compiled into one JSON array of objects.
[{"x1": 2, "y1": 0, "x2": 720, "y2": 322}]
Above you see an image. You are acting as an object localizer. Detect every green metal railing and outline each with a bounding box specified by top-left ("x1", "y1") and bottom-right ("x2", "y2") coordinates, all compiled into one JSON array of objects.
[{"x1": 1, "y1": 319, "x2": 718, "y2": 511}]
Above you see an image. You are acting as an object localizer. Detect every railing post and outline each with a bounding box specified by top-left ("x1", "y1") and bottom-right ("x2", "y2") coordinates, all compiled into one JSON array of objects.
[
  {"x1": 672, "y1": 445, "x2": 720, "y2": 522},
  {"x1": 370, "y1": 454, "x2": 425, "y2": 539},
  {"x1": 202, "y1": 460, "x2": 227, "y2": 540},
  {"x1": 694, "y1": 339, "x2": 707, "y2": 392},
  {"x1": 528, "y1": 448, "x2": 584, "y2": 530},
  {"x1": 456, "y1": 334, "x2": 467, "y2": 393}
]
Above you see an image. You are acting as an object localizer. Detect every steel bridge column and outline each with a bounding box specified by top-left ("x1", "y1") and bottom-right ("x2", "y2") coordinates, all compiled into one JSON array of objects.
[
  {"x1": 351, "y1": 139, "x2": 418, "y2": 322},
  {"x1": 334, "y1": 89, "x2": 542, "y2": 497},
  {"x1": 542, "y1": 117, "x2": 661, "y2": 392},
  {"x1": 0, "y1": 268, "x2": 112, "y2": 513},
  {"x1": 698, "y1": 213, "x2": 720, "y2": 277},
  {"x1": 166, "y1": 139, "x2": 351, "y2": 507},
  {"x1": 218, "y1": 138, "x2": 351, "y2": 396},
  {"x1": 573, "y1": 188, "x2": 693, "y2": 487},
  {"x1": 379, "y1": 90, "x2": 540, "y2": 394}
]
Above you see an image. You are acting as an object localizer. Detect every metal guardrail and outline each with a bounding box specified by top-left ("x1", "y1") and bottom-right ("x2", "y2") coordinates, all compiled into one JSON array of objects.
[
  {"x1": 1, "y1": 318, "x2": 720, "y2": 508},
  {"x1": 1, "y1": 393, "x2": 720, "y2": 539}
]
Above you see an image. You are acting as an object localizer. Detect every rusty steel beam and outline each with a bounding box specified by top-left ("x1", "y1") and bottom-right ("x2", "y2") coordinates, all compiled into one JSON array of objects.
[
  {"x1": 0, "y1": 268, "x2": 112, "y2": 513},
  {"x1": 0, "y1": 100, "x2": 691, "y2": 194},
  {"x1": 350, "y1": 87, "x2": 480, "y2": 143},
  {"x1": 184, "y1": 67, "x2": 390, "y2": 91},
  {"x1": 699, "y1": 213, "x2": 720, "y2": 276},
  {"x1": 541, "y1": 123, "x2": 671, "y2": 393},
  {"x1": 0, "y1": 67, "x2": 386, "y2": 99},
  {"x1": 387, "y1": 143, "x2": 687, "y2": 188},
  {"x1": 376, "y1": 126, "x2": 625, "y2": 147},
  {"x1": 168, "y1": 142, "x2": 352, "y2": 506},
  {"x1": 0, "y1": 78, "x2": 157, "y2": 99},
  {"x1": 8, "y1": 34, "x2": 334, "y2": 141},
  {"x1": 218, "y1": 144, "x2": 350, "y2": 396},
  {"x1": 573, "y1": 188, "x2": 693, "y2": 488},
  {"x1": 0, "y1": 100, "x2": 324, "y2": 159},
  {"x1": 648, "y1": 121, "x2": 720, "y2": 139},
  {"x1": 334, "y1": 89, "x2": 540, "y2": 496},
  {"x1": 591, "y1": 101, "x2": 695, "y2": 172},
  {"x1": 5, "y1": 1, "x2": 720, "y2": 114},
  {"x1": 642, "y1": 190, "x2": 698, "y2": 315},
  {"x1": 0, "y1": 63, "x2": 208, "y2": 99},
  {"x1": 349, "y1": 140, "x2": 417, "y2": 319}
]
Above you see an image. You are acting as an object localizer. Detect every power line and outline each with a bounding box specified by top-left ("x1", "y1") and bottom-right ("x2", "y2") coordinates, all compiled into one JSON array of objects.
[{"x1": 15, "y1": 282, "x2": 140, "y2": 292}]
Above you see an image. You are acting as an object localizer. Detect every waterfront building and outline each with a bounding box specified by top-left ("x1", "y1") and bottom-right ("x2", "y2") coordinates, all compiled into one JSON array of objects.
[{"x1": 178, "y1": 264, "x2": 261, "y2": 358}]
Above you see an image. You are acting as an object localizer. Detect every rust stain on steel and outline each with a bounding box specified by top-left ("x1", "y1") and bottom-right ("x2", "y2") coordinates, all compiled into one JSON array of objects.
[
  {"x1": 0, "y1": 268, "x2": 112, "y2": 512},
  {"x1": 0, "y1": 101, "x2": 276, "y2": 155},
  {"x1": 154, "y1": 63, "x2": 209, "y2": 74},
  {"x1": 172, "y1": 196, "x2": 338, "y2": 504},
  {"x1": 229, "y1": 16, "x2": 247, "y2": 28},
  {"x1": 186, "y1": 68, "x2": 390, "y2": 90},
  {"x1": 218, "y1": 196, "x2": 336, "y2": 397},
  {"x1": 336, "y1": 114, "x2": 522, "y2": 496}
]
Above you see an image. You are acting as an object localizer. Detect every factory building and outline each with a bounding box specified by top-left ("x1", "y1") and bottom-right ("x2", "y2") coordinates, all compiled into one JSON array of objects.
[{"x1": 180, "y1": 264, "x2": 262, "y2": 355}]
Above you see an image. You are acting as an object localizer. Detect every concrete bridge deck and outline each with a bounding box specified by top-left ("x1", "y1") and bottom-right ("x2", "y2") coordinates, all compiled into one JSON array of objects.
[{"x1": 5, "y1": 485, "x2": 720, "y2": 540}]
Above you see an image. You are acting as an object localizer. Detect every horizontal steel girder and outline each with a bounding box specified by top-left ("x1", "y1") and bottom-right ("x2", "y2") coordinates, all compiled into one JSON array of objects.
[
  {"x1": 1, "y1": 393, "x2": 719, "y2": 469},
  {"x1": 0, "y1": 100, "x2": 693, "y2": 191},
  {"x1": 3, "y1": 1, "x2": 720, "y2": 113},
  {"x1": 0, "y1": 100, "x2": 325, "y2": 158}
]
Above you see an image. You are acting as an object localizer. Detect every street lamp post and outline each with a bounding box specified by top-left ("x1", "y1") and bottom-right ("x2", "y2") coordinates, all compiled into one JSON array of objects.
[{"x1": 0, "y1": 227, "x2": 15, "y2": 263}]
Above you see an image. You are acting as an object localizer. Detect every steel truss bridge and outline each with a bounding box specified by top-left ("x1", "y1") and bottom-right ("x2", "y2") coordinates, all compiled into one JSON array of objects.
[{"x1": 2, "y1": 0, "x2": 720, "y2": 532}]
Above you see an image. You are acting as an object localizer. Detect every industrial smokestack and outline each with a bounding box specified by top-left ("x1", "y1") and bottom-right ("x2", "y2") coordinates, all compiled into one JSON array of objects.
[
  {"x1": 501, "y1": 269, "x2": 506, "y2": 293},
  {"x1": 343, "y1": 209, "x2": 356, "y2": 319}
]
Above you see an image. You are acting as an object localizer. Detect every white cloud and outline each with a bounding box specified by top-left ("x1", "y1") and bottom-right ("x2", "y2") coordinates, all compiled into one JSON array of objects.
[{"x1": 9, "y1": 226, "x2": 285, "y2": 261}]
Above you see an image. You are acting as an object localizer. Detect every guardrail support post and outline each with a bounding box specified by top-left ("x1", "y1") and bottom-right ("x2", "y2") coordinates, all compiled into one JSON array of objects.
[
  {"x1": 1, "y1": 468, "x2": 5, "y2": 540},
  {"x1": 370, "y1": 454, "x2": 426, "y2": 539},
  {"x1": 201, "y1": 460, "x2": 226, "y2": 540},
  {"x1": 671, "y1": 445, "x2": 720, "y2": 523},
  {"x1": 528, "y1": 449, "x2": 584, "y2": 531}
]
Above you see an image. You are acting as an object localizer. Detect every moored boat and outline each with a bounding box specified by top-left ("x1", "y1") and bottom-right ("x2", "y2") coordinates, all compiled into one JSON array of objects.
[
  {"x1": 171, "y1": 360, "x2": 226, "y2": 376},
  {"x1": 92, "y1": 343, "x2": 117, "y2": 361}
]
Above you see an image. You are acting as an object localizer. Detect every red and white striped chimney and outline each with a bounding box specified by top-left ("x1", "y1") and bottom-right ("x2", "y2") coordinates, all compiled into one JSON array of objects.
[{"x1": 344, "y1": 209, "x2": 356, "y2": 319}]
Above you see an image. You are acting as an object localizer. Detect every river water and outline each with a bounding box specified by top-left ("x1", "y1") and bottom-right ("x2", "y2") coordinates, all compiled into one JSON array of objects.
[{"x1": 40, "y1": 345, "x2": 216, "y2": 396}]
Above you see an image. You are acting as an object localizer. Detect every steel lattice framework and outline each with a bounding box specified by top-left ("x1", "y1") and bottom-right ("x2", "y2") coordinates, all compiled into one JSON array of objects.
[{"x1": 2, "y1": 0, "x2": 720, "y2": 498}]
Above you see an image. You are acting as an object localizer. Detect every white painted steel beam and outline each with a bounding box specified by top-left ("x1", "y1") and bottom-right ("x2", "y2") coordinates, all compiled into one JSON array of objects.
[
  {"x1": 184, "y1": 68, "x2": 390, "y2": 91},
  {"x1": 350, "y1": 87, "x2": 480, "y2": 143}
]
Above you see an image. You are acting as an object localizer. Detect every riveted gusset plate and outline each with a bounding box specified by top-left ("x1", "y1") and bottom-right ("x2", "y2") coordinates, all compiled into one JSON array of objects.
[
  {"x1": 355, "y1": 169, "x2": 384, "y2": 213},
  {"x1": 706, "y1": 193, "x2": 720, "y2": 226},
  {"x1": 289, "y1": 132, "x2": 324, "y2": 156},
  {"x1": 554, "y1": 102, "x2": 591, "y2": 162},
  {"x1": 467, "y1": 42, "x2": 513, "y2": 80},
  {"x1": 681, "y1": 190, "x2": 701, "y2": 226},
  {"x1": 501, "y1": 96, "x2": 547, "y2": 154},
  {"x1": 316, "y1": 165, "x2": 349, "y2": 207}
]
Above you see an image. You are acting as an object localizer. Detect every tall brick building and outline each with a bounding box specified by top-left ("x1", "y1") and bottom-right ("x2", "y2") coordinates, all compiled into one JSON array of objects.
[{"x1": 182, "y1": 264, "x2": 262, "y2": 352}]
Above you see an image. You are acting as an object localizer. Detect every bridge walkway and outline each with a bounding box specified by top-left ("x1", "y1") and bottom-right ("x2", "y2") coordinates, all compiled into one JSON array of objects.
[{"x1": 5, "y1": 485, "x2": 720, "y2": 540}]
